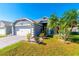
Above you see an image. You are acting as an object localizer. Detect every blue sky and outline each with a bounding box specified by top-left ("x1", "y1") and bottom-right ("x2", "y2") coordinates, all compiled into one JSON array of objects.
[{"x1": 0, "y1": 3, "x2": 79, "y2": 22}]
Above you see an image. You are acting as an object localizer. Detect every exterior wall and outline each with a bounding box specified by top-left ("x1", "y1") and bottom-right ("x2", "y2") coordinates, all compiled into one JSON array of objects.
[
  {"x1": 6, "y1": 26, "x2": 12, "y2": 34},
  {"x1": 0, "y1": 26, "x2": 12, "y2": 36},
  {"x1": 0, "y1": 21, "x2": 12, "y2": 36},
  {"x1": 0, "y1": 22, "x2": 5, "y2": 28},
  {"x1": 0, "y1": 21, "x2": 6, "y2": 36},
  {"x1": 34, "y1": 24, "x2": 42, "y2": 36},
  {"x1": 12, "y1": 19, "x2": 42, "y2": 36},
  {"x1": 0, "y1": 28, "x2": 6, "y2": 36},
  {"x1": 13, "y1": 20, "x2": 34, "y2": 36},
  {"x1": 31, "y1": 28, "x2": 34, "y2": 36},
  {"x1": 14, "y1": 25, "x2": 41, "y2": 36}
]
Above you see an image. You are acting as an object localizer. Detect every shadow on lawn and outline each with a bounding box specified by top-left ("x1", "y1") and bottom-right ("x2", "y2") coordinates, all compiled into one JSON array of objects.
[{"x1": 37, "y1": 41, "x2": 47, "y2": 45}]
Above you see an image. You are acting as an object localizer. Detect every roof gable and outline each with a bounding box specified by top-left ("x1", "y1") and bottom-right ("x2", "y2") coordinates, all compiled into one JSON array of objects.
[
  {"x1": 0, "y1": 21, "x2": 12, "y2": 27},
  {"x1": 14, "y1": 18, "x2": 36, "y2": 26}
]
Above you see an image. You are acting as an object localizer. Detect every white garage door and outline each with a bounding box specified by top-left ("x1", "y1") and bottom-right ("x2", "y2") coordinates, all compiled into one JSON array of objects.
[
  {"x1": 0, "y1": 28, "x2": 6, "y2": 35},
  {"x1": 16, "y1": 28, "x2": 31, "y2": 36}
]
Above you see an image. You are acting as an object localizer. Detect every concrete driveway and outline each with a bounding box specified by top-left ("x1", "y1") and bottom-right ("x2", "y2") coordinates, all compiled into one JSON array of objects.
[{"x1": 0, "y1": 36, "x2": 27, "y2": 49}]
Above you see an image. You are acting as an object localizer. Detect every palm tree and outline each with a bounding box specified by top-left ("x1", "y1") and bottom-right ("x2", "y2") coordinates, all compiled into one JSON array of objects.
[
  {"x1": 59, "y1": 9, "x2": 78, "y2": 31},
  {"x1": 60, "y1": 9, "x2": 79, "y2": 40},
  {"x1": 47, "y1": 14, "x2": 58, "y2": 36},
  {"x1": 47, "y1": 14, "x2": 58, "y2": 29},
  {"x1": 63, "y1": 9, "x2": 78, "y2": 28}
]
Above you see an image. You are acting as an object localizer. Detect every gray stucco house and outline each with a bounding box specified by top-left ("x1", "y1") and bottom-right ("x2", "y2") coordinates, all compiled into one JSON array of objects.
[
  {"x1": 12, "y1": 18, "x2": 41, "y2": 36},
  {"x1": 0, "y1": 21, "x2": 12, "y2": 36}
]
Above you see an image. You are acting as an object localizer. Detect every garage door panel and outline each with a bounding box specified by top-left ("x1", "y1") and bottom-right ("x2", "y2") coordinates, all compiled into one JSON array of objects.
[{"x1": 16, "y1": 28, "x2": 31, "y2": 36}]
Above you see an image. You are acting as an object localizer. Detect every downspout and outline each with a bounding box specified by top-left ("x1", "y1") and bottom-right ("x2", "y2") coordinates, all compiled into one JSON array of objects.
[{"x1": 12, "y1": 23, "x2": 15, "y2": 35}]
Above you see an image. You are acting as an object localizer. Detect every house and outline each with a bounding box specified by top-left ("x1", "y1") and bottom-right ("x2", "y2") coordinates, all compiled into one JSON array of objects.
[
  {"x1": 0, "y1": 21, "x2": 12, "y2": 36},
  {"x1": 12, "y1": 18, "x2": 41, "y2": 36}
]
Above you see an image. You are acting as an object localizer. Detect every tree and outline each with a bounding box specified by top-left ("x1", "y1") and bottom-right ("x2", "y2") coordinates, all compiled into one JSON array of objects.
[
  {"x1": 47, "y1": 14, "x2": 58, "y2": 29},
  {"x1": 62, "y1": 9, "x2": 78, "y2": 28},
  {"x1": 47, "y1": 14, "x2": 59, "y2": 36},
  {"x1": 59, "y1": 9, "x2": 79, "y2": 40}
]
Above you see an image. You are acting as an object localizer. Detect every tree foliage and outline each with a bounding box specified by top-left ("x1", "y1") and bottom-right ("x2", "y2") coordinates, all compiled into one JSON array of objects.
[
  {"x1": 60, "y1": 9, "x2": 78, "y2": 29},
  {"x1": 47, "y1": 14, "x2": 58, "y2": 29}
]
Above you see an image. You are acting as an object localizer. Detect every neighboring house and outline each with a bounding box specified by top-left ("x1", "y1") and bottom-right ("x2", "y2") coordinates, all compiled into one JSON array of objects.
[
  {"x1": 71, "y1": 27, "x2": 79, "y2": 32},
  {"x1": 12, "y1": 18, "x2": 41, "y2": 36},
  {"x1": 0, "y1": 21, "x2": 12, "y2": 36}
]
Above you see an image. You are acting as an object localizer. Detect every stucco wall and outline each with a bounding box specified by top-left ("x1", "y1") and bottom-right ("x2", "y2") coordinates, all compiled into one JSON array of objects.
[
  {"x1": 0, "y1": 28, "x2": 6, "y2": 35},
  {"x1": 34, "y1": 24, "x2": 42, "y2": 36},
  {"x1": 6, "y1": 26, "x2": 12, "y2": 34}
]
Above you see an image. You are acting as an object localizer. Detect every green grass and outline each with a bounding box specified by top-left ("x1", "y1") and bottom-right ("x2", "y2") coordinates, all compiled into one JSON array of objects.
[
  {"x1": 0, "y1": 35, "x2": 6, "y2": 38},
  {"x1": 1, "y1": 35, "x2": 79, "y2": 56}
]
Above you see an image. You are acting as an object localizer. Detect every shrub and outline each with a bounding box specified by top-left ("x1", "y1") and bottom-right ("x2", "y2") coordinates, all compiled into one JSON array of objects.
[
  {"x1": 34, "y1": 36, "x2": 39, "y2": 42},
  {"x1": 39, "y1": 33, "x2": 44, "y2": 37},
  {"x1": 26, "y1": 33, "x2": 31, "y2": 41},
  {"x1": 46, "y1": 29, "x2": 54, "y2": 37},
  {"x1": 70, "y1": 32, "x2": 79, "y2": 35},
  {"x1": 67, "y1": 32, "x2": 79, "y2": 43},
  {"x1": 68, "y1": 35, "x2": 79, "y2": 43}
]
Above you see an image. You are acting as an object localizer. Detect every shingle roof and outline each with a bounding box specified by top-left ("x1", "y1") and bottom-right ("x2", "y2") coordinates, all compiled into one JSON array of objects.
[{"x1": 36, "y1": 17, "x2": 48, "y2": 23}]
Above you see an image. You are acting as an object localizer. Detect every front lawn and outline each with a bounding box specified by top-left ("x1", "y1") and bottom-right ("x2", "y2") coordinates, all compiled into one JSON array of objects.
[
  {"x1": 0, "y1": 35, "x2": 6, "y2": 38},
  {"x1": 0, "y1": 35, "x2": 79, "y2": 56}
]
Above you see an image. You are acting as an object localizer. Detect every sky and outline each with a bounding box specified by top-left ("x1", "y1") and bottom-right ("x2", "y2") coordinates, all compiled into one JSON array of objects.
[{"x1": 0, "y1": 3, "x2": 79, "y2": 22}]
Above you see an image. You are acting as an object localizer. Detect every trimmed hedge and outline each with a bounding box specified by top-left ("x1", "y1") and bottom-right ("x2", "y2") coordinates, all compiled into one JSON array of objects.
[
  {"x1": 70, "y1": 32, "x2": 79, "y2": 35},
  {"x1": 68, "y1": 35, "x2": 79, "y2": 43}
]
